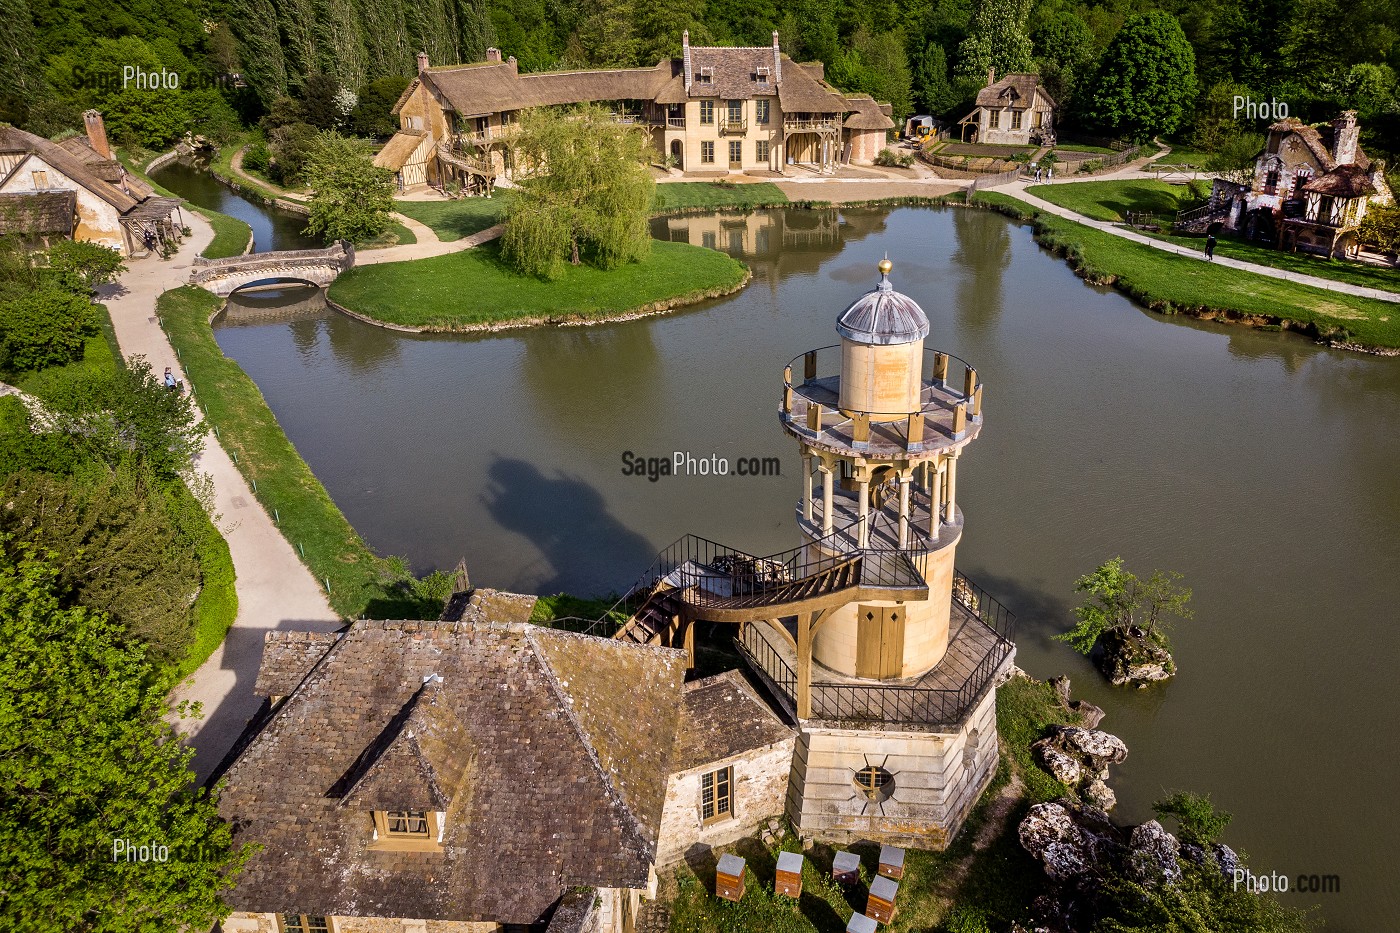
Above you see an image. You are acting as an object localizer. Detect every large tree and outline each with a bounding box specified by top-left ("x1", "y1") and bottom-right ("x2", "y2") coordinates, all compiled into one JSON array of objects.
[
  {"x1": 302, "y1": 131, "x2": 396, "y2": 242},
  {"x1": 1087, "y1": 11, "x2": 1197, "y2": 143},
  {"x1": 956, "y1": 0, "x2": 1034, "y2": 82},
  {"x1": 501, "y1": 105, "x2": 655, "y2": 279},
  {"x1": 0, "y1": 544, "x2": 249, "y2": 932}
]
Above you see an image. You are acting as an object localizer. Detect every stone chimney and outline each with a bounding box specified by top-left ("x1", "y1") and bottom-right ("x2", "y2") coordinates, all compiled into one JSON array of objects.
[
  {"x1": 485, "y1": 47, "x2": 502, "y2": 64},
  {"x1": 987, "y1": 67, "x2": 995, "y2": 87},
  {"x1": 83, "y1": 109, "x2": 111, "y2": 159},
  {"x1": 772, "y1": 31, "x2": 782, "y2": 84},
  {"x1": 508, "y1": 55, "x2": 518, "y2": 72},
  {"x1": 683, "y1": 30, "x2": 692, "y2": 93},
  {"x1": 416, "y1": 51, "x2": 429, "y2": 74},
  {"x1": 1332, "y1": 110, "x2": 1359, "y2": 166}
]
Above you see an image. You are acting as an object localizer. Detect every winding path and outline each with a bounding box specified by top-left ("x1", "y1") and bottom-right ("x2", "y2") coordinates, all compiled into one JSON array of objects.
[{"x1": 96, "y1": 215, "x2": 341, "y2": 784}]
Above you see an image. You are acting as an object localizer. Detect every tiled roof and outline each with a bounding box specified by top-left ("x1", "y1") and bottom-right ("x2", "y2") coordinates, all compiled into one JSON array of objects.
[
  {"x1": 974, "y1": 73, "x2": 1051, "y2": 110},
  {"x1": 0, "y1": 190, "x2": 76, "y2": 236},
  {"x1": 56, "y1": 136, "x2": 125, "y2": 182},
  {"x1": 252, "y1": 630, "x2": 342, "y2": 697},
  {"x1": 219, "y1": 620, "x2": 688, "y2": 925},
  {"x1": 688, "y1": 47, "x2": 780, "y2": 100},
  {"x1": 0, "y1": 124, "x2": 141, "y2": 213},
  {"x1": 672, "y1": 670, "x2": 793, "y2": 773}
]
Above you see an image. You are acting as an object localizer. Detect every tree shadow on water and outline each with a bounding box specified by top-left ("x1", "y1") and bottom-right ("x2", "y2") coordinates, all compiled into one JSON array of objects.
[{"x1": 480, "y1": 456, "x2": 658, "y2": 597}]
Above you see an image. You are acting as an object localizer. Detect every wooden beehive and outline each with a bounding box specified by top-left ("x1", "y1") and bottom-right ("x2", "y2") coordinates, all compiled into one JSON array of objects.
[
  {"x1": 715, "y1": 853, "x2": 746, "y2": 902},
  {"x1": 866, "y1": 875, "x2": 899, "y2": 924},
  {"x1": 832, "y1": 849, "x2": 861, "y2": 885},
  {"x1": 846, "y1": 912, "x2": 878, "y2": 933},
  {"x1": 775, "y1": 851, "x2": 804, "y2": 897},
  {"x1": 878, "y1": 844, "x2": 906, "y2": 880}
]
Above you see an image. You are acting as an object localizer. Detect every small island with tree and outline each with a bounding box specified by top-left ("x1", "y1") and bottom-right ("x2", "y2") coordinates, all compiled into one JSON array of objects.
[{"x1": 1057, "y1": 556, "x2": 1194, "y2": 687}]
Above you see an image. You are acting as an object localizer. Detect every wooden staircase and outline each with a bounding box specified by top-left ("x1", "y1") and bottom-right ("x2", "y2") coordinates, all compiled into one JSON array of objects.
[{"x1": 614, "y1": 584, "x2": 684, "y2": 646}]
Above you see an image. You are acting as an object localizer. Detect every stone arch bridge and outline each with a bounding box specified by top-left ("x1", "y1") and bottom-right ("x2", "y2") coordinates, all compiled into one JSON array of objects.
[{"x1": 189, "y1": 241, "x2": 354, "y2": 296}]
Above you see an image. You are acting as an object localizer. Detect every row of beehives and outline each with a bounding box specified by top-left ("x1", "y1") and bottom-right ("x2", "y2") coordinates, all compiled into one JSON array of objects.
[{"x1": 713, "y1": 843, "x2": 908, "y2": 931}]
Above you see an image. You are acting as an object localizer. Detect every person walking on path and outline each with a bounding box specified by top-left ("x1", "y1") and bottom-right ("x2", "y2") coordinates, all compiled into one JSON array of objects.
[
  {"x1": 1035, "y1": 166, "x2": 1043, "y2": 182},
  {"x1": 1046, "y1": 166, "x2": 1054, "y2": 183},
  {"x1": 1205, "y1": 233, "x2": 1218, "y2": 261}
]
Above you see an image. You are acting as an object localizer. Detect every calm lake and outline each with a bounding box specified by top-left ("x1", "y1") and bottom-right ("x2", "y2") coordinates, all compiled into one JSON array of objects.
[{"x1": 170, "y1": 175, "x2": 1399, "y2": 930}]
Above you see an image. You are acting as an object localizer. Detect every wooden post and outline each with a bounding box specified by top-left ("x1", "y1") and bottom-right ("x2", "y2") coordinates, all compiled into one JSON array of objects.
[
  {"x1": 783, "y1": 365, "x2": 793, "y2": 413},
  {"x1": 952, "y1": 402, "x2": 967, "y2": 437},
  {"x1": 933, "y1": 352, "x2": 949, "y2": 384},
  {"x1": 804, "y1": 350, "x2": 818, "y2": 380},
  {"x1": 853, "y1": 412, "x2": 870, "y2": 445},
  {"x1": 807, "y1": 402, "x2": 823, "y2": 435},
  {"x1": 963, "y1": 366, "x2": 977, "y2": 400},
  {"x1": 973, "y1": 383, "x2": 983, "y2": 419},
  {"x1": 796, "y1": 612, "x2": 814, "y2": 719},
  {"x1": 906, "y1": 412, "x2": 924, "y2": 449}
]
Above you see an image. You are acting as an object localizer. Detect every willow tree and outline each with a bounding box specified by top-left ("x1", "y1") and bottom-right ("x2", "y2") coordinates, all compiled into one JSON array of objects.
[{"x1": 501, "y1": 105, "x2": 656, "y2": 280}]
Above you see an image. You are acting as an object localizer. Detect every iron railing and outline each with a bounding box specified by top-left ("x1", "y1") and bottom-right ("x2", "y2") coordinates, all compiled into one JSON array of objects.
[{"x1": 736, "y1": 567, "x2": 1016, "y2": 728}]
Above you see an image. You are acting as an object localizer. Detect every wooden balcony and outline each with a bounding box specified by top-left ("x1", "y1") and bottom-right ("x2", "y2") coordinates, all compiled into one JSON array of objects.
[{"x1": 784, "y1": 116, "x2": 841, "y2": 132}]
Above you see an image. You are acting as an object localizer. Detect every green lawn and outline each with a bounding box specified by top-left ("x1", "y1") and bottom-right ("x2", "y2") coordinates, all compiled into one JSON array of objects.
[
  {"x1": 653, "y1": 182, "x2": 790, "y2": 212},
  {"x1": 329, "y1": 239, "x2": 748, "y2": 330},
  {"x1": 1052, "y1": 142, "x2": 1118, "y2": 155},
  {"x1": 1159, "y1": 142, "x2": 1213, "y2": 169},
  {"x1": 393, "y1": 192, "x2": 512, "y2": 241},
  {"x1": 1145, "y1": 230, "x2": 1400, "y2": 294},
  {"x1": 357, "y1": 218, "x2": 417, "y2": 249},
  {"x1": 977, "y1": 192, "x2": 1400, "y2": 347},
  {"x1": 1025, "y1": 179, "x2": 1208, "y2": 223},
  {"x1": 157, "y1": 286, "x2": 381, "y2": 618}
]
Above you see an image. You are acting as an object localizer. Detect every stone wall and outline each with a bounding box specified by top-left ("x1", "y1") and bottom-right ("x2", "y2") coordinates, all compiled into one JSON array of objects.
[
  {"x1": 224, "y1": 913, "x2": 498, "y2": 932},
  {"x1": 786, "y1": 687, "x2": 999, "y2": 849},
  {"x1": 656, "y1": 737, "x2": 796, "y2": 866}
]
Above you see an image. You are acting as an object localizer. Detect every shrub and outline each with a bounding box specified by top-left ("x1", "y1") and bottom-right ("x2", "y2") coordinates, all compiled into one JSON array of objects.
[
  {"x1": 875, "y1": 147, "x2": 915, "y2": 167},
  {"x1": 243, "y1": 140, "x2": 272, "y2": 175},
  {"x1": 0, "y1": 287, "x2": 98, "y2": 374},
  {"x1": 1079, "y1": 158, "x2": 1105, "y2": 173}
]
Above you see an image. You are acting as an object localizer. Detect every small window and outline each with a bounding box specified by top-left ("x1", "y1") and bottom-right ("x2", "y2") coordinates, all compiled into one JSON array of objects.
[
  {"x1": 281, "y1": 916, "x2": 330, "y2": 933},
  {"x1": 1010, "y1": 110, "x2": 1022, "y2": 130},
  {"x1": 1032, "y1": 110, "x2": 1043, "y2": 128},
  {"x1": 701, "y1": 140, "x2": 715, "y2": 164},
  {"x1": 701, "y1": 766, "x2": 733, "y2": 823},
  {"x1": 31, "y1": 170, "x2": 48, "y2": 189},
  {"x1": 988, "y1": 110, "x2": 1000, "y2": 129},
  {"x1": 756, "y1": 99, "x2": 770, "y2": 125},
  {"x1": 854, "y1": 765, "x2": 894, "y2": 802},
  {"x1": 727, "y1": 100, "x2": 743, "y2": 125},
  {"x1": 697, "y1": 67, "x2": 713, "y2": 84},
  {"x1": 385, "y1": 810, "x2": 429, "y2": 836},
  {"x1": 756, "y1": 139, "x2": 770, "y2": 163},
  {"x1": 700, "y1": 100, "x2": 715, "y2": 125},
  {"x1": 702, "y1": 230, "x2": 717, "y2": 249},
  {"x1": 755, "y1": 66, "x2": 770, "y2": 82}
]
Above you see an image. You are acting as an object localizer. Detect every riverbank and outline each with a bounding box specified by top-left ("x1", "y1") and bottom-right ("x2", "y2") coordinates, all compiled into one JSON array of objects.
[
  {"x1": 125, "y1": 150, "x2": 254, "y2": 259},
  {"x1": 974, "y1": 192, "x2": 1400, "y2": 352},
  {"x1": 328, "y1": 239, "x2": 750, "y2": 332}
]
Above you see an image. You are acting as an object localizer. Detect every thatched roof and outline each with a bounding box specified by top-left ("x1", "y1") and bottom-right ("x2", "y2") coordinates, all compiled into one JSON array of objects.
[
  {"x1": 0, "y1": 124, "x2": 140, "y2": 213},
  {"x1": 373, "y1": 129, "x2": 428, "y2": 170},
  {"x1": 779, "y1": 59, "x2": 847, "y2": 112},
  {"x1": 1304, "y1": 163, "x2": 1379, "y2": 199},
  {"x1": 974, "y1": 73, "x2": 1053, "y2": 110},
  {"x1": 1265, "y1": 118, "x2": 1372, "y2": 172},
  {"x1": 0, "y1": 190, "x2": 76, "y2": 236},
  {"x1": 844, "y1": 96, "x2": 894, "y2": 130}
]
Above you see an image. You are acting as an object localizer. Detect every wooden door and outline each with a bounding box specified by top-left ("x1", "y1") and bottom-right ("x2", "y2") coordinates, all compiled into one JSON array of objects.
[{"x1": 856, "y1": 605, "x2": 905, "y2": 679}]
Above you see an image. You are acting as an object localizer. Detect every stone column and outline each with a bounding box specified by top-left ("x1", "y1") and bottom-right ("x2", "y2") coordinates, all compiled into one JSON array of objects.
[
  {"x1": 897, "y1": 472, "x2": 911, "y2": 548},
  {"x1": 802, "y1": 453, "x2": 813, "y2": 523},
  {"x1": 946, "y1": 454, "x2": 958, "y2": 524},
  {"x1": 821, "y1": 463, "x2": 834, "y2": 535},
  {"x1": 930, "y1": 461, "x2": 943, "y2": 540}
]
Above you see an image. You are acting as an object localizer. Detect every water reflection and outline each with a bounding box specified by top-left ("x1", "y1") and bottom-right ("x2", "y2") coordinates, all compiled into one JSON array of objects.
[
  {"x1": 521, "y1": 325, "x2": 662, "y2": 446},
  {"x1": 150, "y1": 158, "x2": 320, "y2": 253},
  {"x1": 951, "y1": 205, "x2": 1011, "y2": 332}
]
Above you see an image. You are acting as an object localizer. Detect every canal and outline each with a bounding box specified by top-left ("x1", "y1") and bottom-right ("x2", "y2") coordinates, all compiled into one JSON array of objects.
[
  {"x1": 182, "y1": 178, "x2": 1395, "y2": 929},
  {"x1": 153, "y1": 158, "x2": 320, "y2": 253}
]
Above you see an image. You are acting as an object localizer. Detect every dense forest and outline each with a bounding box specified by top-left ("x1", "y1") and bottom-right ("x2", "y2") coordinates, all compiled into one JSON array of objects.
[{"x1": 2, "y1": 0, "x2": 1397, "y2": 158}]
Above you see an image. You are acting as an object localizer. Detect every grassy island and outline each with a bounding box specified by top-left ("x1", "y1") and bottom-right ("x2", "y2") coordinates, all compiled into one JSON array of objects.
[
  {"x1": 328, "y1": 239, "x2": 749, "y2": 331},
  {"x1": 975, "y1": 192, "x2": 1400, "y2": 350}
]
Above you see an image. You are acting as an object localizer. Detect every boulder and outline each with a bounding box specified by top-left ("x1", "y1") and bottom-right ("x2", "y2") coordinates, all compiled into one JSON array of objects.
[
  {"x1": 1083, "y1": 779, "x2": 1117, "y2": 811},
  {"x1": 1213, "y1": 843, "x2": 1241, "y2": 879},
  {"x1": 1033, "y1": 740, "x2": 1084, "y2": 785},
  {"x1": 1019, "y1": 803, "x2": 1094, "y2": 881},
  {"x1": 1061, "y1": 728, "x2": 1129, "y2": 767},
  {"x1": 1127, "y1": 820, "x2": 1182, "y2": 887},
  {"x1": 1069, "y1": 699, "x2": 1106, "y2": 728},
  {"x1": 1049, "y1": 675, "x2": 1073, "y2": 705}
]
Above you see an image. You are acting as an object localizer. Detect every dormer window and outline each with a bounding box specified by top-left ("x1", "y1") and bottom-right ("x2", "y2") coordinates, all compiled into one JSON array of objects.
[
  {"x1": 369, "y1": 810, "x2": 443, "y2": 851},
  {"x1": 755, "y1": 66, "x2": 770, "y2": 82},
  {"x1": 697, "y1": 67, "x2": 713, "y2": 84}
]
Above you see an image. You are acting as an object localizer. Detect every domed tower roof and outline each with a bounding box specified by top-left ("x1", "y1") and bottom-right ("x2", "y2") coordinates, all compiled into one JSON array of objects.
[{"x1": 835, "y1": 259, "x2": 930, "y2": 346}]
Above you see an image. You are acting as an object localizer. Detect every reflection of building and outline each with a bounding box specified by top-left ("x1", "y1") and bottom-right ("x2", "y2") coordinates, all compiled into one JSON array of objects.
[
  {"x1": 659, "y1": 208, "x2": 842, "y2": 258},
  {"x1": 957, "y1": 70, "x2": 1055, "y2": 145},
  {"x1": 374, "y1": 33, "x2": 894, "y2": 193},
  {"x1": 1206, "y1": 111, "x2": 1394, "y2": 257},
  {"x1": 0, "y1": 112, "x2": 183, "y2": 256}
]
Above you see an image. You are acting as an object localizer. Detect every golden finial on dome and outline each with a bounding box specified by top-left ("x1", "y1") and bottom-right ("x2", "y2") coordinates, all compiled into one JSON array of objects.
[{"x1": 878, "y1": 257, "x2": 893, "y2": 275}]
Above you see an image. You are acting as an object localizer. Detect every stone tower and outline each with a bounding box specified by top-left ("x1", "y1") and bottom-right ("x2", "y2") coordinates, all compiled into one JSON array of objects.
[{"x1": 758, "y1": 258, "x2": 1015, "y2": 848}]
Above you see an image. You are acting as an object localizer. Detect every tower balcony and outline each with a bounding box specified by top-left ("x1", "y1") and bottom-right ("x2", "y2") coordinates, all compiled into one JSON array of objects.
[
  {"x1": 798, "y1": 485, "x2": 962, "y2": 557},
  {"x1": 780, "y1": 345, "x2": 983, "y2": 460}
]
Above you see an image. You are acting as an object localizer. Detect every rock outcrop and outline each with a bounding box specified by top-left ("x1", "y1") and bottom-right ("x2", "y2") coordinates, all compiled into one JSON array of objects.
[
  {"x1": 1097, "y1": 626, "x2": 1175, "y2": 687},
  {"x1": 1032, "y1": 726, "x2": 1129, "y2": 810}
]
